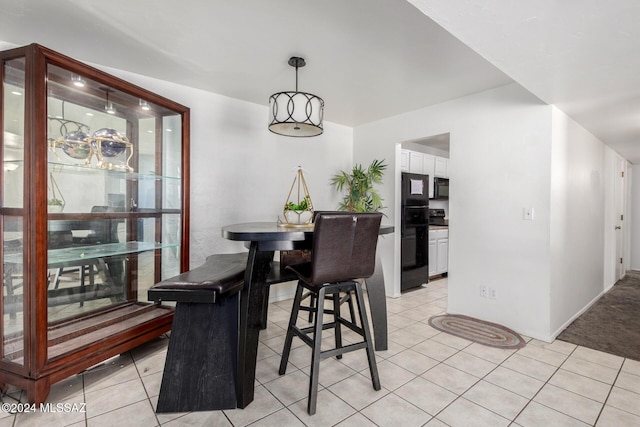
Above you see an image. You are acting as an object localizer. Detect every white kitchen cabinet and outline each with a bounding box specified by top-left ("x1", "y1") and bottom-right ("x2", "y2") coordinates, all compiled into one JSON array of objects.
[
  {"x1": 435, "y1": 157, "x2": 448, "y2": 177},
  {"x1": 401, "y1": 149, "x2": 448, "y2": 196},
  {"x1": 428, "y1": 228, "x2": 448, "y2": 277},
  {"x1": 436, "y1": 238, "x2": 449, "y2": 274},
  {"x1": 423, "y1": 154, "x2": 435, "y2": 198},
  {"x1": 409, "y1": 151, "x2": 424, "y2": 173},
  {"x1": 400, "y1": 150, "x2": 410, "y2": 172},
  {"x1": 428, "y1": 231, "x2": 437, "y2": 276}
]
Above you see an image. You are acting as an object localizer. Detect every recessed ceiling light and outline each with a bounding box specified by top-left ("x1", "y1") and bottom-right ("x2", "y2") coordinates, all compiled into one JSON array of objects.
[
  {"x1": 105, "y1": 102, "x2": 117, "y2": 115},
  {"x1": 165, "y1": 128, "x2": 172, "y2": 132},
  {"x1": 146, "y1": 130, "x2": 153, "y2": 133},
  {"x1": 139, "y1": 99, "x2": 151, "y2": 111},
  {"x1": 11, "y1": 91, "x2": 22, "y2": 96},
  {"x1": 85, "y1": 112, "x2": 94, "y2": 116},
  {"x1": 71, "y1": 74, "x2": 86, "y2": 88}
]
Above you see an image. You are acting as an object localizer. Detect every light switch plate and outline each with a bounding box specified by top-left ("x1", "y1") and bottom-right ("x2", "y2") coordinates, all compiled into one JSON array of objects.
[{"x1": 523, "y1": 207, "x2": 534, "y2": 221}]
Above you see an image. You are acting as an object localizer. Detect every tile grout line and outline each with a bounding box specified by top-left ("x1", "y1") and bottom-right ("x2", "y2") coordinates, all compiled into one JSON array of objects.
[
  {"x1": 242, "y1": 385, "x2": 303, "y2": 427},
  {"x1": 505, "y1": 345, "x2": 563, "y2": 426},
  {"x1": 592, "y1": 357, "x2": 625, "y2": 426},
  {"x1": 327, "y1": 294, "x2": 448, "y2": 426},
  {"x1": 412, "y1": 340, "x2": 498, "y2": 425},
  {"x1": 418, "y1": 337, "x2": 587, "y2": 425},
  {"x1": 128, "y1": 346, "x2": 161, "y2": 427},
  {"x1": 81, "y1": 371, "x2": 88, "y2": 427},
  {"x1": 509, "y1": 344, "x2": 605, "y2": 426}
]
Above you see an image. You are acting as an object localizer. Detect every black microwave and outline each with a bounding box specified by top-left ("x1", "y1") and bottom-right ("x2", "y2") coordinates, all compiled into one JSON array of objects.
[{"x1": 434, "y1": 177, "x2": 449, "y2": 199}]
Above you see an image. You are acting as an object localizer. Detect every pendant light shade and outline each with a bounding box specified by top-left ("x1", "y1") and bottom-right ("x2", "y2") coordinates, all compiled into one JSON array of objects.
[{"x1": 269, "y1": 57, "x2": 324, "y2": 137}]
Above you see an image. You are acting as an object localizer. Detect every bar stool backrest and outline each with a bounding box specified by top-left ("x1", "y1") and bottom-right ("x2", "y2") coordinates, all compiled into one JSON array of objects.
[{"x1": 309, "y1": 212, "x2": 382, "y2": 286}]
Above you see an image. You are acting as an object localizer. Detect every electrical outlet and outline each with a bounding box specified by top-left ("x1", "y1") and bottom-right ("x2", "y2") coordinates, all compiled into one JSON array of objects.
[
  {"x1": 489, "y1": 287, "x2": 497, "y2": 300},
  {"x1": 480, "y1": 285, "x2": 487, "y2": 298}
]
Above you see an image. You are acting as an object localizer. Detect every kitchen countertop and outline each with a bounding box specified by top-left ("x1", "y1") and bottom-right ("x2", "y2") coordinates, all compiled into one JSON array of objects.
[{"x1": 429, "y1": 225, "x2": 449, "y2": 230}]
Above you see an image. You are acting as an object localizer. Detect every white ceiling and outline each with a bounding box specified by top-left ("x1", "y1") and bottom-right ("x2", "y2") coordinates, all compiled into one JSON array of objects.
[{"x1": 1, "y1": 0, "x2": 639, "y2": 162}]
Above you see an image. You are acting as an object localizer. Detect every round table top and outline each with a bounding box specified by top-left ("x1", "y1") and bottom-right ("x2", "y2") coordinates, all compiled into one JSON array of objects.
[{"x1": 222, "y1": 221, "x2": 394, "y2": 242}]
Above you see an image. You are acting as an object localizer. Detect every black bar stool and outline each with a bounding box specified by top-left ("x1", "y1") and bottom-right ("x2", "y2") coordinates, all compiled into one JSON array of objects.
[{"x1": 278, "y1": 212, "x2": 382, "y2": 415}]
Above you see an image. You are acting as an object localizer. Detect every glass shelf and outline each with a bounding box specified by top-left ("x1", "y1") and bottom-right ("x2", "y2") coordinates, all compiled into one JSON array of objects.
[
  {"x1": 4, "y1": 241, "x2": 179, "y2": 266},
  {"x1": 48, "y1": 160, "x2": 180, "y2": 181},
  {"x1": 1, "y1": 160, "x2": 181, "y2": 181}
]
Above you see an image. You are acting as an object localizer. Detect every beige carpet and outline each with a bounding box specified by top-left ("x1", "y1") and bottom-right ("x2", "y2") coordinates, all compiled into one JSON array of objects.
[{"x1": 557, "y1": 270, "x2": 640, "y2": 362}]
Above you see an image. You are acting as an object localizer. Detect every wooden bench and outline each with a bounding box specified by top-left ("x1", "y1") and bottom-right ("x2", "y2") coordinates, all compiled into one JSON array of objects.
[{"x1": 148, "y1": 252, "x2": 248, "y2": 413}]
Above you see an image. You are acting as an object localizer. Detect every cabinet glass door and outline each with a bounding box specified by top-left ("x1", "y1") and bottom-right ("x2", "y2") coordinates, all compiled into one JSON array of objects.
[
  {"x1": 2, "y1": 58, "x2": 26, "y2": 366},
  {"x1": 44, "y1": 63, "x2": 182, "y2": 326}
]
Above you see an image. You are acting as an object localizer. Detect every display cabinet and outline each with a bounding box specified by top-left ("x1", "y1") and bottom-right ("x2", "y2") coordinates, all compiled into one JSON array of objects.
[{"x1": 0, "y1": 44, "x2": 189, "y2": 403}]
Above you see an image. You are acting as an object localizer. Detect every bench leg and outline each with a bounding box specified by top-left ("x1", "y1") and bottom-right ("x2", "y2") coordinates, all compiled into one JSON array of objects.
[{"x1": 156, "y1": 294, "x2": 239, "y2": 413}]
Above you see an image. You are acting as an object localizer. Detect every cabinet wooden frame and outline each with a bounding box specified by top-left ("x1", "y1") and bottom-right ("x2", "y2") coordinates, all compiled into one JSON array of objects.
[{"x1": 0, "y1": 44, "x2": 190, "y2": 403}]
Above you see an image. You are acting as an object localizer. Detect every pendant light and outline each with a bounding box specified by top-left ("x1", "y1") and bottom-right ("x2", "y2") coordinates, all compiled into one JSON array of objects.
[{"x1": 269, "y1": 57, "x2": 324, "y2": 137}]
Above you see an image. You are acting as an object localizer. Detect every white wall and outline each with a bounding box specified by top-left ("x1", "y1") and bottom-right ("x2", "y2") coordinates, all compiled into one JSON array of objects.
[
  {"x1": 96, "y1": 66, "x2": 354, "y2": 300},
  {"x1": 549, "y1": 107, "x2": 607, "y2": 336},
  {"x1": 354, "y1": 84, "x2": 620, "y2": 341},
  {"x1": 354, "y1": 83, "x2": 622, "y2": 341},
  {"x1": 354, "y1": 83, "x2": 555, "y2": 339}
]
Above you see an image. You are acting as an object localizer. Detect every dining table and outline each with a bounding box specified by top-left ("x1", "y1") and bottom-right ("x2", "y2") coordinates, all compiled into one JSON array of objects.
[{"x1": 221, "y1": 220, "x2": 393, "y2": 409}]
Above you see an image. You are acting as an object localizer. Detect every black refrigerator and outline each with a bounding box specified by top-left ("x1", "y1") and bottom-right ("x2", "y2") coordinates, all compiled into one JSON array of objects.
[{"x1": 401, "y1": 172, "x2": 429, "y2": 291}]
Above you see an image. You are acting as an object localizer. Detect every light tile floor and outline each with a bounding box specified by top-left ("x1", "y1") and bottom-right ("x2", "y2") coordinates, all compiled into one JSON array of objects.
[{"x1": 2, "y1": 277, "x2": 640, "y2": 426}]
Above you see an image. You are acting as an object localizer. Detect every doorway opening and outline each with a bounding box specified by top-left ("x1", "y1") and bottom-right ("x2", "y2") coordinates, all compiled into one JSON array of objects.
[{"x1": 398, "y1": 133, "x2": 450, "y2": 294}]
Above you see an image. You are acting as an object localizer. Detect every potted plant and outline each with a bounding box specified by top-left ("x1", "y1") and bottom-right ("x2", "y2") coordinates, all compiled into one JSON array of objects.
[
  {"x1": 330, "y1": 159, "x2": 387, "y2": 212},
  {"x1": 285, "y1": 194, "x2": 312, "y2": 213},
  {"x1": 283, "y1": 194, "x2": 313, "y2": 225}
]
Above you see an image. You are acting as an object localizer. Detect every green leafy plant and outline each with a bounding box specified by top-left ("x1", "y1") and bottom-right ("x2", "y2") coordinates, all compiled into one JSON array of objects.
[
  {"x1": 285, "y1": 195, "x2": 312, "y2": 211},
  {"x1": 330, "y1": 159, "x2": 387, "y2": 212}
]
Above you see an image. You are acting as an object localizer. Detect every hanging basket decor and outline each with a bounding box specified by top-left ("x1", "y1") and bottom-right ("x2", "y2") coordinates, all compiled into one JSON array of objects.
[
  {"x1": 48, "y1": 171, "x2": 66, "y2": 213},
  {"x1": 278, "y1": 166, "x2": 314, "y2": 228}
]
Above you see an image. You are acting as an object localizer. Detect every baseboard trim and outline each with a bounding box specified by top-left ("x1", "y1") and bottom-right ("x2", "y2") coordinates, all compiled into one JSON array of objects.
[{"x1": 550, "y1": 289, "x2": 605, "y2": 342}]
